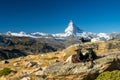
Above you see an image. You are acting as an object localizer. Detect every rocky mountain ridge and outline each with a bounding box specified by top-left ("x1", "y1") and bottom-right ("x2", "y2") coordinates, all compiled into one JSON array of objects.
[{"x1": 0, "y1": 35, "x2": 66, "y2": 60}]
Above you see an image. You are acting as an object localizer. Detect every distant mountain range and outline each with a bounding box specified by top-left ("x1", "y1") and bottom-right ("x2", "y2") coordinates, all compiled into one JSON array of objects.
[
  {"x1": 2, "y1": 20, "x2": 120, "y2": 42},
  {"x1": 0, "y1": 20, "x2": 120, "y2": 60}
]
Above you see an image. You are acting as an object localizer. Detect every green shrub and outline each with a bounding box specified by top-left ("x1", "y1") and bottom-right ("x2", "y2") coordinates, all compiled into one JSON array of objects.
[
  {"x1": 95, "y1": 70, "x2": 120, "y2": 80},
  {"x1": 0, "y1": 68, "x2": 12, "y2": 77}
]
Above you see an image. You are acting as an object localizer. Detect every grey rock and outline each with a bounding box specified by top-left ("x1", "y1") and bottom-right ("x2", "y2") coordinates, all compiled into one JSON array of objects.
[
  {"x1": 13, "y1": 62, "x2": 19, "y2": 67},
  {"x1": 35, "y1": 70, "x2": 43, "y2": 76},
  {"x1": 37, "y1": 62, "x2": 43, "y2": 66},
  {"x1": 2, "y1": 60, "x2": 9, "y2": 64},
  {"x1": 43, "y1": 53, "x2": 120, "y2": 80},
  {"x1": 21, "y1": 72, "x2": 29, "y2": 77},
  {"x1": 34, "y1": 67, "x2": 42, "y2": 72},
  {"x1": 25, "y1": 62, "x2": 37, "y2": 68},
  {"x1": 37, "y1": 77, "x2": 44, "y2": 80},
  {"x1": 21, "y1": 77, "x2": 31, "y2": 80}
]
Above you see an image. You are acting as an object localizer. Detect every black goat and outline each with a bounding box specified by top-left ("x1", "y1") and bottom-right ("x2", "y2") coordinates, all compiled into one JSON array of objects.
[
  {"x1": 72, "y1": 49, "x2": 83, "y2": 63},
  {"x1": 83, "y1": 48, "x2": 97, "y2": 62},
  {"x1": 71, "y1": 48, "x2": 97, "y2": 64}
]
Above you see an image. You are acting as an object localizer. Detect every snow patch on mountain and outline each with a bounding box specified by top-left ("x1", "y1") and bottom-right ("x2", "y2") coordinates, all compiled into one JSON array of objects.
[
  {"x1": 76, "y1": 32, "x2": 96, "y2": 39},
  {"x1": 97, "y1": 33, "x2": 110, "y2": 40},
  {"x1": 52, "y1": 33, "x2": 67, "y2": 37},
  {"x1": 5, "y1": 31, "x2": 36, "y2": 38},
  {"x1": 31, "y1": 32, "x2": 47, "y2": 36},
  {"x1": 65, "y1": 20, "x2": 83, "y2": 36},
  {"x1": 109, "y1": 32, "x2": 120, "y2": 39}
]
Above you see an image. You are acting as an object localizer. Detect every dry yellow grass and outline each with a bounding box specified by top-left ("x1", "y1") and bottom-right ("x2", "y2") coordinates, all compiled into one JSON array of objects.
[
  {"x1": 0, "y1": 40, "x2": 120, "y2": 79},
  {"x1": 0, "y1": 51, "x2": 66, "y2": 79}
]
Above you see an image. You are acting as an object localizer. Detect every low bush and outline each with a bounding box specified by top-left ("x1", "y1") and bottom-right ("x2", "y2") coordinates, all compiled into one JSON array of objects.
[
  {"x1": 0, "y1": 68, "x2": 12, "y2": 77},
  {"x1": 95, "y1": 70, "x2": 120, "y2": 80}
]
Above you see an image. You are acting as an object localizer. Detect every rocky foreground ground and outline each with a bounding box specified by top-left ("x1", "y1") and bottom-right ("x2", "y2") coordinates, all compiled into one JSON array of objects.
[{"x1": 0, "y1": 39, "x2": 120, "y2": 80}]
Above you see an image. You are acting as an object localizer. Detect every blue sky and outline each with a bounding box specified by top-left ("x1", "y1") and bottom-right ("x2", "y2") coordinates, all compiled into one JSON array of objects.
[{"x1": 0, "y1": 0, "x2": 120, "y2": 34}]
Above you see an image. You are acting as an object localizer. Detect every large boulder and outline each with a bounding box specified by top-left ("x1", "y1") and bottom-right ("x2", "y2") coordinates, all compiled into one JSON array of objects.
[
  {"x1": 62, "y1": 40, "x2": 120, "y2": 60},
  {"x1": 43, "y1": 53, "x2": 120, "y2": 80}
]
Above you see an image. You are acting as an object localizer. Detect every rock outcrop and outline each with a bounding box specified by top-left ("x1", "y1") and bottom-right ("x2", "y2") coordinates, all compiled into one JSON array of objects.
[
  {"x1": 43, "y1": 52, "x2": 120, "y2": 80},
  {"x1": 62, "y1": 40, "x2": 120, "y2": 60}
]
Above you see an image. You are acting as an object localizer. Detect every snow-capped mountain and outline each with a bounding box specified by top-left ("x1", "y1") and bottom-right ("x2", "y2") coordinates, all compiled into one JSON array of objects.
[
  {"x1": 65, "y1": 20, "x2": 83, "y2": 36},
  {"x1": 6, "y1": 31, "x2": 32, "y2": 37},
  {"x1": 3, "y1": 20, "x2": 120, "y2": 42}
]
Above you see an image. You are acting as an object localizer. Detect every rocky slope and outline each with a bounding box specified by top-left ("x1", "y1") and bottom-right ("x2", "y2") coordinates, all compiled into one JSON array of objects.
[
  {"x1": 0, "y1": 49, "x2": 27, "y2": 60},
  {"x1": 0, "y1": 39, "x2": 120, "y2": 80},
  {"x1": 44, "y1": 52, "x2": 120, "y2": 80},
  {"x1": 62, "y1": 39, "x2": 120, "y2": 60},
  {"x1": 0, "y1": 35, "x2": 65, "y2": 60}
]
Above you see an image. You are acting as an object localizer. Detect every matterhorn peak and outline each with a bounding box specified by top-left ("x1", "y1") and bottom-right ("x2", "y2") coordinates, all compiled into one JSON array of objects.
[{"x1": 65, "y1": 20, "x2": 83, "y2": 36}]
